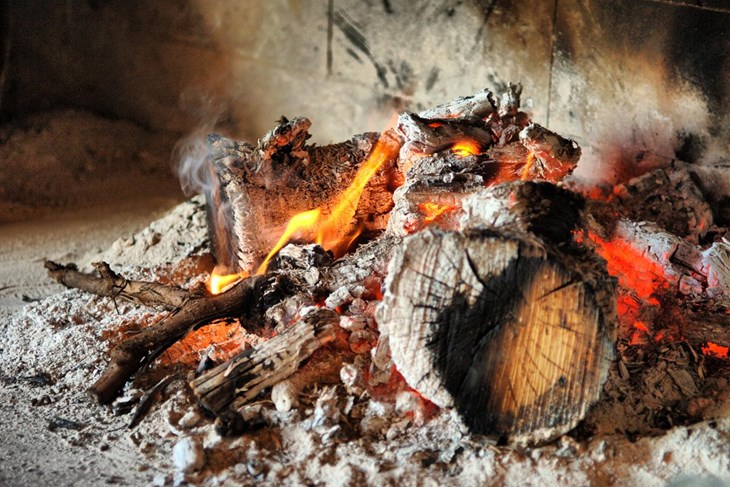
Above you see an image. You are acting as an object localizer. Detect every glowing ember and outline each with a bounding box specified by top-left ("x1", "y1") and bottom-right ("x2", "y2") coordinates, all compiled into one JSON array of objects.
[
  {"x1": 587, "y1": 232, "x2": 667, "y2": 304},
  {"x1": 633, "y1": 321, "x2": 650, "y2": 332},
  {"x1": 208, "y1": 266, "x2": 248, "y2": 295},
  {"x1": 702, "y1": 342, "x2": 729, "y2": 359},
  {"x1": 520, "y1": 151, "x2": 536, "y2": 180},
  {"x1": 418, "y1": 202, "x2": 456, "y2": 224},
  {"x1": 256, "y1": 130, "x2": 400, "y2": 275},
  {"x1": 451, "y1": 140, "x2": 480, "y2": 157},
  {"x1": 628, "y1": 321, "x2": 650, "y2": 345}
]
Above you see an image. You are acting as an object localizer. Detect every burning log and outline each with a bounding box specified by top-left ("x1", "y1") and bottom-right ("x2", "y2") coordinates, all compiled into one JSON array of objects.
[
  {"x1": 377, "y1": 227, "x2": 617, "y2": 445},
  {"x1": 191, "y1": 308, "x2": 340, "y2": 415},
  {"x1": 388, "y1": 86, "x2": 580, "y2": 238},
  {"x1": 378, "y1": 181, "x2": 615, "y2": 443},
  {"x1": 206, "y1": 117, "x2": 400, "y2": 273}
]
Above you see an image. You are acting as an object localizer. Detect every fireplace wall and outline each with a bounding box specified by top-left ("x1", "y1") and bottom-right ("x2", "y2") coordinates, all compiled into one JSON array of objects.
[{"x1": 2, "y1": 0, "x2": 729, "y2": 185}]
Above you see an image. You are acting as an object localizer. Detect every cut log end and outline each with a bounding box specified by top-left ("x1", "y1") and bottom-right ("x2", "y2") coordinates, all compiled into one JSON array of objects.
[{"x1": 377, "y1": 228, "x2": 616, "y2": 445}]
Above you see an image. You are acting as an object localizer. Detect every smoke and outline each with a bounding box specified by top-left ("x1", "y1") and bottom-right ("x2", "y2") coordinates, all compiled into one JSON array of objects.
[
  {"x1": 552, "y1": 52, "x2": 714, "y2": 190},
  {"x1": 172, "y1": 129, "x2": 213, "y2": 197},
  {"x1": 171, "y1": 89, "x2": 231, "y2": 196}
]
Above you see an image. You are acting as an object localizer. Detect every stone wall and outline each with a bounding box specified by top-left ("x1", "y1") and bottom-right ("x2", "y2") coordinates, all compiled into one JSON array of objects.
[{"x1": 3, "y1": 0, "x2": 729, "y2": 184}]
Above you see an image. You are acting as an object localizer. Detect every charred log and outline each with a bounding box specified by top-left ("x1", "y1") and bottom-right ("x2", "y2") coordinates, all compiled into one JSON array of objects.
[
  {"x1": 205, "y1": 120, "x2": 400, "y2": 273},
  {"x1": 377, "y1": 227, "x2": 617, "y2": 445}
]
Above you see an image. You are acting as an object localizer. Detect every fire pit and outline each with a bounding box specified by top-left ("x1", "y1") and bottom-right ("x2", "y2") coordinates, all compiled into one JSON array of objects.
[
  {"x1": 4, "y1": 85, "x2": 726, "y2": 485},
  {"x1": 2, "y1": 1, "x2": 730, "y2": 486}
]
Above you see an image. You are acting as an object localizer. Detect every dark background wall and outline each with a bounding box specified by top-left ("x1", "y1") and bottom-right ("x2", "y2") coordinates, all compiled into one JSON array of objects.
[{"x1": 1, "y1": 0, "x2": 729, "y2": 185}]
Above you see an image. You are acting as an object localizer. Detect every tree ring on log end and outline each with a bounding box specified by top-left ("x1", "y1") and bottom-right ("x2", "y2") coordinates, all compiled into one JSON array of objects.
[{"x1": 376, "y1": 228, "x2": 616, "y2": 445}]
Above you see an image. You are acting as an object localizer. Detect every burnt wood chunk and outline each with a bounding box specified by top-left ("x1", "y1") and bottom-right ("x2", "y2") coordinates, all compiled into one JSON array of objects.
[
  {"x1": 205, "y1": 119, "x2": 400, "y2": 273},
  {"x1": 612, "y1": 167, "x2": 713, "y2": 243},
  {"x1": 419, "y1": 88, "x2": 498, "y2": 120},
  {"x1": 377, "y1": 228, "x2": 616, "y2": 445},
  {"x1": 191, "y1": 308, "x2": 339, "y2": 415}
]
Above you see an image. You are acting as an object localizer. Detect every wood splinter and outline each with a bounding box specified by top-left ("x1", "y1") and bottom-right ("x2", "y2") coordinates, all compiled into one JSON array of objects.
[{"x1": 191, "y1": 308, "x2": 339, "y2": 415}]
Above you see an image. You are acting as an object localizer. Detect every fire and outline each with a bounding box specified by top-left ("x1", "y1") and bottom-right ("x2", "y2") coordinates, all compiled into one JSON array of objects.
[
  {"x1": 256, "y1": 130, "x2": 400, "y2": 275},
  {"x1": 521, "y1": 151, "x2": 536, "y2": 180},
  {"x1": 702, "y1": 342, "x2": 729, "y2": 359},
  {"x1": 256, "y1": 209, "x2": 321, "y2": 275},
  {"x1": 451, "y1": 140, "x2": 480, "y2": 157},
  {"x1": 586, "y1": 232, "x2": 667, "y2": 304},
  {"x1": 418, "y1": 202, "x2": 456, "y2": 224},
  {"x1": 208, "y1": 266, "x2": 248, "y2": 295}
]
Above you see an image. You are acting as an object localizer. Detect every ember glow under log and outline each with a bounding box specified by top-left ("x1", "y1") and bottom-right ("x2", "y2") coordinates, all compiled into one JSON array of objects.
[
  {"x1": 377, "y1": 180, "x2": 618, "y2": 444},
  {"x1": 56, "y1": 86, "x2": 730, "y2": 449}
]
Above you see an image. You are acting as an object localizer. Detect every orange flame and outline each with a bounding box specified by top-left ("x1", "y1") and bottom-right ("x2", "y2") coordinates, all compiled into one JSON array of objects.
[
  {"x1": 418, "y1": 202, "x2": 456, "y2": 224},
  {"x1": 521, "y1": 151, "x2": 536, "y2": 180},
  {"x1": 256, "y1": 128, "x2": 400, "y2": 275},
  {"x1": 256, "y1": 209, "x2": 321, "y2": 275},
  {"x1": 451, "y1": 140, "x2": 480, "y2": 157},
  {"x1": 702, "y1": 342, "x2": 729, "y2": 359},
  {"x1": 207, "y1": 265, "x2": 248, "y2": 295}
]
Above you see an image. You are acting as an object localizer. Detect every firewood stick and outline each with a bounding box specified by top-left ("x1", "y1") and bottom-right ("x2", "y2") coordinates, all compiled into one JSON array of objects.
[
  {"x1": 45, "y1": 259, "x2": 269, "y2": 404},
  {"x1": 45, "y1": 260, "x2": 193, "y2": 310},
  {"x1": 90, "y1": 275, "x2": 266, "y2": 404},
  {"x1": 377, "y1": 226, "x2": 617, "y2": 445}
]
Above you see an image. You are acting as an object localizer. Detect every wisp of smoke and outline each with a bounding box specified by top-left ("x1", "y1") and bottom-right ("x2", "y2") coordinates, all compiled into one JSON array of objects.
[
  {"x1": 171, "y1": 88, "x2": 232, "y2": 196},
  {"x1": 172, "y1": 128, "x2": 212, "y2": 197}
]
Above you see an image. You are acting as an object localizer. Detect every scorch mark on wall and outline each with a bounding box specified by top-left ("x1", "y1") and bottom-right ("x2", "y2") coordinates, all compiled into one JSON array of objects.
[{"x1": 332, "y1": 8, "x2": 389, "y2": 88}]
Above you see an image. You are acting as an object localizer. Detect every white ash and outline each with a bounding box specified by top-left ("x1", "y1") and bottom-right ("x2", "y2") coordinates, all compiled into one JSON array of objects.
[
  {"x1": 271, "y1": 380, "x2": 300, "y2": 413},
  {"x1": 325, "y1": 286, "x2": 354, "y2": 310},
  {"x1": 702, "y1": 240, "x2": 730, "y2": 300},
  {"x1": 338, "y1": 315, "x2": 367, "y2": 332},
  {"x1": 3, "y1": 199, "x2": 730, "y2": 486},
  {"x1": 99, "y1": 195, "x2": 209, "y2": 269},
  {"x1": 340, "y1": 363, "x2": 365, "y2": 395},
  {"x1": 172, "y1": 437, "x2": 205, "y2": 473}
]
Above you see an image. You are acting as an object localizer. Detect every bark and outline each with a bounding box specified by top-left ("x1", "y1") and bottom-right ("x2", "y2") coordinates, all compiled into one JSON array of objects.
[{"x1": 460, "y1": 180, "x2": 586, "y2": 244}]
